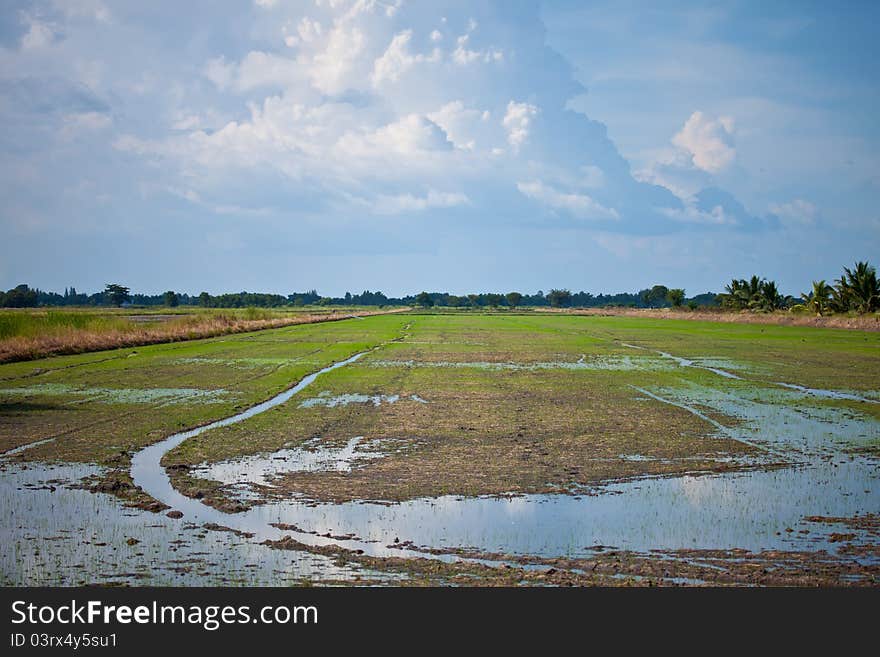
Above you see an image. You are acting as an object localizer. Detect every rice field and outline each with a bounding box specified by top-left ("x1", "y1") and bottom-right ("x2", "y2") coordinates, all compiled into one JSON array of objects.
[{"x1": 1, "y1": 312, "x2": 878, "y2": 586}]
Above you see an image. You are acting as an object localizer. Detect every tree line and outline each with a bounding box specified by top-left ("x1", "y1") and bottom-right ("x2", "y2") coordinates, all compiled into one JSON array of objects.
[{"x1": 2, "y1": 261, "x2": 877, "y2": 314}]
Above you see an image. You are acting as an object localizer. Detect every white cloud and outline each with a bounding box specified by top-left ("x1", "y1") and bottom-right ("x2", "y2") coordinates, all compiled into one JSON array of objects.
[
  {"x1": 371, "y1": 30, "x2": 440, "y2": 87},
  {"x1": 672, "y1": 111, "x2": 736, "y2": 173},
  {"x1": 371, "y1": 189, "x2": 470, "y2": 214},
  {"x1": 517, "y1": 180, "x2": 619, "y2": 220},
  {"x1": 339, "y1": 114, "x2": 454, "y2": 158},
  {"x1": 453, "y1": 33, "x2": 503, "y2": 65},
  {"x1": 308, "y1": 24, "x2": 366, "y2": 94},
  {"x1": 769, "y1": 199, "x2": 817, "y2": 225},
  {"x1": 109, "y1": 2, "x2": 700, "y2": 231},
  {"x1": 634, "y1": 151, "x2": 711, "y2": 200},
  {"x1": 660, "y1": 204, "x2": 735, "y2": 226},
  {"x1": 427, "y1": 101, "x2": 490, "y2": 151},
  {"x1": 503, "y1": 101, "x2": 539, "y2": 151}
]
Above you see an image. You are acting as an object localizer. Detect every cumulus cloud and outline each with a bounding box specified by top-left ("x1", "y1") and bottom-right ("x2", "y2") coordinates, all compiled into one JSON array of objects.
[
  {"x1": 371, "y1": 30, "x2": 440, "y2": 87},
  {"x1": 308, "y1": 23, "x2": 366, "y2": 94},
  {"x1": 107, "y1": 1, "x2": 747, "y2": 233},
  {"x1": 502, "y1": 101, "x2": 538, "y2": 151},
  {"x1": 672, "y1": 111, "x2": 736, "y2": 173},
  {"x1": 340, "y1": 114, "x2": 454, "y2": 158},
  {"x1": 634, "y1": 151, "x2": 711, "y2": 200},
  {"x1": 517, "y1": 180, "x2": 619, "y2": 221},
  {"x1": 427, "y1": 101, "x2": 490, "y2": 151}
]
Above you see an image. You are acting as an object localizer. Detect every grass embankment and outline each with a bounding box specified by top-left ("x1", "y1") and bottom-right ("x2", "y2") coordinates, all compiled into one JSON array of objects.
[
  {"x1": 538, "y1": 306, "x2": 880, "y2": 331},
  {"x1": 0, "y1": 307, "x2": 407, "y2": 364}
]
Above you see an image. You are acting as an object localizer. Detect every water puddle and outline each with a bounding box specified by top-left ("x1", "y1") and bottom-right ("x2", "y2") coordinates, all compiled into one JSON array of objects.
[
  {"x1": 300, "y1": 393, "x2": 400, "y2": 408},
  {"x1": 774, "y1": 382, "x2": 879, "y2": 404},
  {"x1": 368, "y1": 357, "x2": 677, "y2": 372},
  {"x1": 190, "y1": 436, "x2": 389, "y2": 489},
  {"x1": 0, "y1": 462, "x2": 394, "y2": 585},
  {"x1": 619, "y1": 343, "x2": 745, "y2": 379},
  {"x1": 619, "y1": 342, "x2": 879, "y2": 403},
  {"x1": 0, "y1": 383, "x2": 231, "y2": 405},
  {"x1": 298, "y1": 392, "x2": 430, "y2": 408}
]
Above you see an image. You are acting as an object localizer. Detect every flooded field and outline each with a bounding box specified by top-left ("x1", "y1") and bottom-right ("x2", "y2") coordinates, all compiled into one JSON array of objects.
[{"x1": 1, "y1": 313, "x2": 878, "y2": 586}]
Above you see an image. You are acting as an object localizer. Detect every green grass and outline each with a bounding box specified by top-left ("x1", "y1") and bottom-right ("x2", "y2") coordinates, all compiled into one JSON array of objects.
[
  {"x1": 0, "y1": 310, "x2": 133, "y2": 339},
  {"x1": 1, "y1": 312, "x2": 877, "y2": 506}
]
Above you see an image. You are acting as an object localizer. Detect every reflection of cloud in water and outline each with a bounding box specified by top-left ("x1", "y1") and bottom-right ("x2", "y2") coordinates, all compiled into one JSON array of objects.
[
  {"x1": 679, "y1": 474, "x2": 737, "y2": 507},
  {"x1": 0, "y1": 463, "x2": 385, "y2": 585}
]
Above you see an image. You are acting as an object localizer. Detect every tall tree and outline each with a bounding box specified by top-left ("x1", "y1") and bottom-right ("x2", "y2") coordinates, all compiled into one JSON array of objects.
[
  {"x1": 163, "y1": 290, "x2": 179, "y2": 307},
  {"x1": 547, "y1": 289, "x2": 572, "y2": 308},
  {"x1": 485, "y1": 293, "x2": 503, "y2": 308},
  {"x1": 416, "y1": 291, "x2": 434, "y2": 308},
  {"x1": 666, "y1": 288, "x2": 685, "y2": 307},
  {"x1": 642, "y1": 285, "x2": 670, "y2": 308},
  {"x1": 835, "y1": 261, "x2": 879, "y2": 313},
  {"x1": 506, "y1": 291, "x2": 523, "y2": 310},
  {"x1": 104, "y1": 283, "x2": 130, "y2": 307},
  {"x1": 801, "y1": 280, "x2": 832, "y2": 316},
  {"x1": 757, "y1": 280, "x2": 784, "y2": 310}
]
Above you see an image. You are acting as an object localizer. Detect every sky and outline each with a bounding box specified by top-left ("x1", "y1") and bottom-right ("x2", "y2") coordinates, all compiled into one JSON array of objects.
[{"x1": 1, "y1": 0, "x2": 878, "y2": 297}]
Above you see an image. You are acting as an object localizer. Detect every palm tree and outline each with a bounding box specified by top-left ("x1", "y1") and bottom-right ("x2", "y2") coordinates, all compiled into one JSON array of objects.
[
  {"x1": 721, "y1": 279, "x2": 747, "y2": 309},
  {"x1": 743, "y1": 275, "x2": 766, "y2": 309},
  {"x1": 801, "y1": 280, "x2": 832, "y2": 316},
  {"x1": 835, "y1": 261, "x2": 879, "y2": 314},
  {"x1": 757, "y1": 280, "x2": 784, "y2": 311}
]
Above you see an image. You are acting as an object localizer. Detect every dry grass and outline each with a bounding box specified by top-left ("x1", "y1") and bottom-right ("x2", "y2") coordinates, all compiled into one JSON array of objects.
[
  {"x1": 536, "y1": 306, "x2": 880, "y2": 331},
  {"x1": 0, "y1": 308, "x2": 408, "y2": 364}
]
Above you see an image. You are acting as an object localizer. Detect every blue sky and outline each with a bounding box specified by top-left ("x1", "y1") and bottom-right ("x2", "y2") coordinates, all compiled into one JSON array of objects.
[{"x1": 1, "y1": 0, "x2": 877, "y2": 297}]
